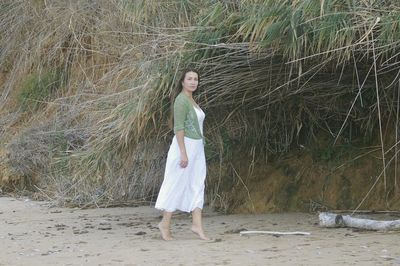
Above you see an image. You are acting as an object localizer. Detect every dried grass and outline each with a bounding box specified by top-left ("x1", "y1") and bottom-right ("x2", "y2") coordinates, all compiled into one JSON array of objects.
[{"x1": 0, "y1": 0, "x2": 400, "y2": 210}]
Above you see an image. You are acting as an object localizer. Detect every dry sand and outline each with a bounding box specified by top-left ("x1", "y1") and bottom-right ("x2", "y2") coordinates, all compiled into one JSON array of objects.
[{"x1": 0, "y1": 196, "x2": 399, "y2": 266}]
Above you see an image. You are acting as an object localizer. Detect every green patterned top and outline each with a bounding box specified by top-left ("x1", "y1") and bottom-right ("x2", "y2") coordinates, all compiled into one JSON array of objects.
[{"x1": 173, "y1": 92, "x2": 203, "y2": 140}]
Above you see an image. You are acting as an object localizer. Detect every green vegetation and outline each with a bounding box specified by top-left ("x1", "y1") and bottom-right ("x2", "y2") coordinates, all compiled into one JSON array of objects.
[{"x1": 18, "y1": 69, "x2": 65, "y2": 111}]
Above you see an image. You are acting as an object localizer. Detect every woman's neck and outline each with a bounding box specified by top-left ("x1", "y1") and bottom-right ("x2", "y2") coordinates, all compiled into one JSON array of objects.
[{"x1": 182, "y1": 89, "x2": 193, "y2": 99}]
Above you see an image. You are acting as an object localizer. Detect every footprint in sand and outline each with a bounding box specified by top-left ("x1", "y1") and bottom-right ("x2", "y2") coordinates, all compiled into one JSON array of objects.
[
  {"x1": 73, "y1": 229, "x2": 89, "y2": 234},
  {"x1": 98, "y1": 222, "x2": 112, "y2": 230}
]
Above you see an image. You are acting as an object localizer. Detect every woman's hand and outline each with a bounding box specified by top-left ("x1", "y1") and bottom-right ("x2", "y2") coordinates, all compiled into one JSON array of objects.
[
  {"x1": 179, "y1": 153, "x2": 188, "y2": 168},
  {"x1": 175, "y1": 130, "x2": 188, "y2": 168}
]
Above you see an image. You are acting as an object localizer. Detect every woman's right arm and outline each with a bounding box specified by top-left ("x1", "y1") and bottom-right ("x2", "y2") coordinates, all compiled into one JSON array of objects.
[
  {"x1": 175, "y1": 130, "x2": 188, "y2": 168},
  {"x1": 173, "y1": 95, "x2": 189, "y2": 168}
]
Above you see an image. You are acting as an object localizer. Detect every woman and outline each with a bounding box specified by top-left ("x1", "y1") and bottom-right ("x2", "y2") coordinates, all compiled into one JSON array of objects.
[{"x1": 155, "y1": 69, "x2": 209, "y2": 241}]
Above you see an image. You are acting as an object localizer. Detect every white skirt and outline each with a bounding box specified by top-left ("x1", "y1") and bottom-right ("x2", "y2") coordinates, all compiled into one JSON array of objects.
[{"x1": 155, "y1": 136, "x2": 206, "y2": 213}]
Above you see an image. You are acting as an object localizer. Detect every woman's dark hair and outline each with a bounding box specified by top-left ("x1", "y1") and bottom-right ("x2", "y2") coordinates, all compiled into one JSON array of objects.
[{"x1": 168, "y1": 68, "x2": 201, "y2": 129}]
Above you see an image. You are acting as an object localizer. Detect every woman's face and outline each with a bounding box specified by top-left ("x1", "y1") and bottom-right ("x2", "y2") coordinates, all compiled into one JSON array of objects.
[{"x1": 181, "y1": 71, "x2": 199, "y2": 93}]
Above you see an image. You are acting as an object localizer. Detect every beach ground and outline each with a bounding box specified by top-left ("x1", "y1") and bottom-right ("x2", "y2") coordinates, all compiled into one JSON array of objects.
[{"x1": 0, "y1": 197, "x2": 399, "y2": 266}]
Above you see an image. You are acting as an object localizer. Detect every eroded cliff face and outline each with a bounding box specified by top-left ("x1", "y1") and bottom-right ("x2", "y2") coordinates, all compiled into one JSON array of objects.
[{"x1": 206, "y1": 145, "x2": 400, "y2": 213}]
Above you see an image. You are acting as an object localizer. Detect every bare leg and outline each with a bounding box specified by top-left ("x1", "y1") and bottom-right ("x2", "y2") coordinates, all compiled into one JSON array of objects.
[
  {"x1": 191, "y1": 208, "x2": 209, "y2": 240},
  {"x1": 158, "y1": 211, "x2": 173, "y2": 241}
]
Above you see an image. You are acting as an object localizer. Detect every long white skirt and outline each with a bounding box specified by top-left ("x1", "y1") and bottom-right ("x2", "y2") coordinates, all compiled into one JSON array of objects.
[{"x1": 155, "y1": 136, "x2": 206, "y2": 213}]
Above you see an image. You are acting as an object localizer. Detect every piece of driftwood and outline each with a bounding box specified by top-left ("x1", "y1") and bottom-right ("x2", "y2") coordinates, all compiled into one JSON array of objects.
[
  {"x1": 329, "y1": 210, "x2": 400, "y2": 215},
  {"x1": 319, "y1": 212, "x2": 400, "y2": 231},
  {"x1": 240, "y1": 231, "x2": 310, "y2": 236}
]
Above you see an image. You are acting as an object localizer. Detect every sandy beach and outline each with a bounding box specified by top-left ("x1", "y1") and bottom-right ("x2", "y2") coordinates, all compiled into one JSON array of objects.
[{"x1": 0, "y1": 196, "x2": 399, "y2": 266}]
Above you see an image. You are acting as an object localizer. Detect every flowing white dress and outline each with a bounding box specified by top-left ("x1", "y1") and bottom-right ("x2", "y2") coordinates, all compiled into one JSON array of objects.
[{"x1": 155, "y1": 106, "x2": 206, "y2": 213}]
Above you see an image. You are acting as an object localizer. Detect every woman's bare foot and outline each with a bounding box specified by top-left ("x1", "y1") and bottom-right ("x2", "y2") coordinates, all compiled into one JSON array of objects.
[
  {"x1": 191, "y1": 225, "x2": 210, "y2": 240},
  {"x1": 158, "y1": 222, "x2": 173, "y2": 241}
]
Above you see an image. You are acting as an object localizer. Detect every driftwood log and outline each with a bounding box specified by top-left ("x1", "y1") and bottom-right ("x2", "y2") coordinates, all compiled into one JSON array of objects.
[
  {"x1": 319, "y1": 212, "x2": 400, "y2": 231},
  {"x1": 240, "y1": 231, "x2": 310, "y2": 236}
]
